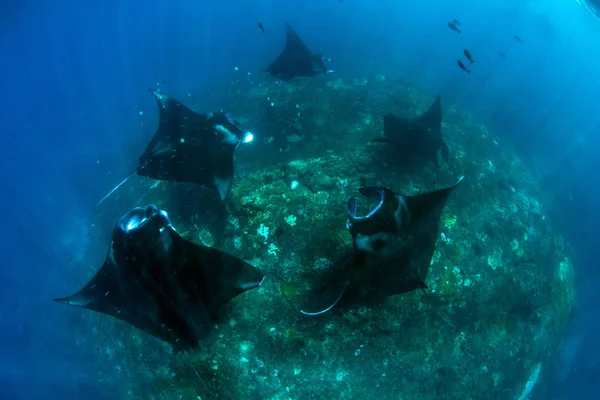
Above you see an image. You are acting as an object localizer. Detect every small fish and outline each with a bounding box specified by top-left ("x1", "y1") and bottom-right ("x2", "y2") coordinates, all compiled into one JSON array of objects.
[
  {"x1": 161, "y1": 80, "x2": 167, "y2": 85},
  {"x1": 258, "y1": 22, "x2": 264, "y2": 33},
  {"x1": 452, "y1": 19, "x2": 462, "y2": 25},
  {"x1": 67, "y1": 256, "x2": 73, "y2": 262},
  {"x1": 457, "y1": 60, "x2": 470, "y2": 74},
  {"x1": 513, "y1": 35, "x2": 523, "y2": 43},
  {"x1": 498, "y1": 52, "x2": 506, "y2": 59},
  {"x1": 463, "y1": 49, "x2": 474, "y2": 64},
  {"x1": 448, "y1": 22, "x2": 461, "y2": 34}
]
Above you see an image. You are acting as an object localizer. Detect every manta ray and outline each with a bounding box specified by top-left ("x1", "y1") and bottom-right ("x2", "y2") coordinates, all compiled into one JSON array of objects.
[
  {"x1": 55, "y1": 205, "x2": 264, "y2": 350},
  {"x1": 266, "y1": 22, "x2": 333, "y2": 81},
  {"x1": 372, "y1": 95, "x2": 450, "y2": 167},
  {"x1": 97, "y1": 89, "x2": 254, "y2": 205},
  {"x1": 301, "y1": 177, "x2": 463, "y2": 315}
]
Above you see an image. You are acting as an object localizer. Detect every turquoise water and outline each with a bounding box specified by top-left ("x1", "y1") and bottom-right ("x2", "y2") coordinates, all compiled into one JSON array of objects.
[{"x1": 1, "y1": 1, "x2": 599, "y2": 399}]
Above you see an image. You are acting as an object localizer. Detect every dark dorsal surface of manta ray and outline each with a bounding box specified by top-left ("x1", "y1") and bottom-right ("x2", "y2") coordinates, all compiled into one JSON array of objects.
[
  {"x1": 266, "y1": 22, "x2": 329, "y2": 81},
  {"x1": 371, "y1": 95, "x2": 450, "y2": 167},
  {"x1": 55, "y1": 205, "x2": 264, "y2": 350},
  {"x1": 97, "y1": 89, "x2": 253, "y2": 205},
  {"x1": 301, "y1": 176, "x2": 463, "y2": 316}
]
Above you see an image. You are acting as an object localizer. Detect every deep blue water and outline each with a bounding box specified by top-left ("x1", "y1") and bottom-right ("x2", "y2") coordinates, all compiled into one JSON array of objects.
[{"x1": 1, "y1": 0, "x2": 599, "y2": 398}]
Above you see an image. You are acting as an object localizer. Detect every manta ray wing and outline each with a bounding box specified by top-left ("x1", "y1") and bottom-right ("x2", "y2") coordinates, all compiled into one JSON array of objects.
[
  {"x1": 377, "y1": 95, "x2": 447, "y2": 166},
  {"x1": 138, "y1": 90, "x2": 245, "y2": 201},
  {"x1": 266, "y1": 23, "x2": 327, "y2": 81},
  {"x1": 55, "y1": 205, "x2": 264, "y2": 349}
]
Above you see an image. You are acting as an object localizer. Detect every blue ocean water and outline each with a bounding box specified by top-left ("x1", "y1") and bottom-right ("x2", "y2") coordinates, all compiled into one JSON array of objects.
[{"x1": 1, "y1": 0, "x2": 599, "y2": 398}]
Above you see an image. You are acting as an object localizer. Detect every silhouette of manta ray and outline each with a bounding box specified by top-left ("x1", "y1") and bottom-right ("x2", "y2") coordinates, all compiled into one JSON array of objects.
[
  {"x1": 301, "y1": 177, "x2": 463, "y2": 315},
  {"x1": 372, "y1": 95, "x2": 450, "y2": 167},
  {"x1": 55, "y1": 205, "x2": 264, "y2": 349},
  {"x1": 266, "y1": 22, "x2": 329, "y2": 81},
  {"x1": 97, "y1": 89, "x2": 253, "y2": 205}
]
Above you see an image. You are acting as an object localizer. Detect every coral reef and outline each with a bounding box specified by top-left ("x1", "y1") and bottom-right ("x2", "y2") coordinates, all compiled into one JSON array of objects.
[{"x1": 86, "y1": 75, "x2": 575, "y2": 399}]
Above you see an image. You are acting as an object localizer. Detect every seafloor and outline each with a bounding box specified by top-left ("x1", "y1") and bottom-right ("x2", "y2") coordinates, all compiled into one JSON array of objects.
[{"x1": 81, "y1": 75, "x2": 575, "y2": 400}]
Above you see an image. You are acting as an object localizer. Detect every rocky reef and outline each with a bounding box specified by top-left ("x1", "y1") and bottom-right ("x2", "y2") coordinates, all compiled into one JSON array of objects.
[{"x1": 85, "y1": 75, "x2": 575, "y2": 400}]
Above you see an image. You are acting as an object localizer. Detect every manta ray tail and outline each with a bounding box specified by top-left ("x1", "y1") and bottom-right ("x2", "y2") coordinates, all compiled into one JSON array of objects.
[
  {"x1": 300, "y1": 284, "x2": 347, "y2": 316},
  {"x1": 420, "y1": 287, "x2": 456, "y2": 330},
  {"x1": 370, "y1": 137, "x2": 402, "y2": 146},
  {"x1": 97, "y1": 167, "x2": 140, "y2": 206},
  {"x1": 182, "y1": 351, "x2": 210, "y2": 393}
]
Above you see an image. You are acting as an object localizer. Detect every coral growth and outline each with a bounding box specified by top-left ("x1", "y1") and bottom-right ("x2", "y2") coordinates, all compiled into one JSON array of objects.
[{"x1": 90, "y1": 75, "x2": 575, "y2": 400}]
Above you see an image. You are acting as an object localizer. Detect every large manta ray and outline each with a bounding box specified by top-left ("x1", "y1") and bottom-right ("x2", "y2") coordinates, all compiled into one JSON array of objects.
[
  {"x1": 372, "y1": 95, "x2": 450, "y2": 167},
  {"x1": 55, "y1": 205, "x2": 264, "y2": 350},
  {"x1": 301, "y1": 177, "x2": 463, "y2": 315},
  {"x1": 97, "y1": 89, "x2": 253, "y2": 205},
  {"x1": 266, "y1": 22, "x2": 331, "y2": 81}
]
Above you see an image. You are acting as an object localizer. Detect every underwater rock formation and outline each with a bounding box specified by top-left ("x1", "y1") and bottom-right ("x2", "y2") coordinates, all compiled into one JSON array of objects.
[{"x1": 82, "y1": 75, "x2": 575, "y2": 400}]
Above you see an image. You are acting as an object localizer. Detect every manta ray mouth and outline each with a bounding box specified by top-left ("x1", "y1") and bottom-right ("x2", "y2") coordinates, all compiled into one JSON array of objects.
[
  {"x1": 214, "y1": 124, "x2": 241, "y2": 145},
  {"x1": 119, "y1": 206, "x2": 171, "y2": 233},
  {"x1": 125, "y1": 214, "x2": 145, "y2": 232},
  {"x1": 345, "y1": 190, "x2": 385, "y2": 223}
]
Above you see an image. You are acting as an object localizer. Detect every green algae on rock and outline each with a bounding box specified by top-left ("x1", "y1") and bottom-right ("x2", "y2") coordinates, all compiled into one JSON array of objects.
[{"x1": 89, "y1": 75, "x2": 575, "y2": 400}]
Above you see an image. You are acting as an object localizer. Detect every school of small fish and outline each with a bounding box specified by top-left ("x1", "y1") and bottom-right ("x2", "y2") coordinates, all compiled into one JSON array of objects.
[{"x1": 446, "y1": 18, "x2": 523, "y2": 74}]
